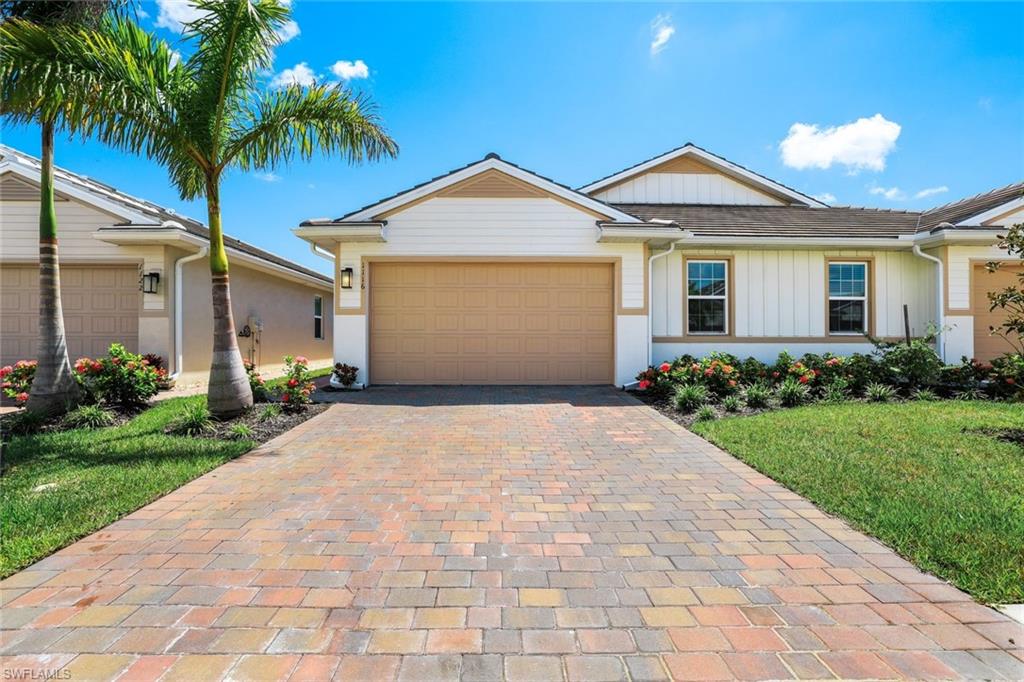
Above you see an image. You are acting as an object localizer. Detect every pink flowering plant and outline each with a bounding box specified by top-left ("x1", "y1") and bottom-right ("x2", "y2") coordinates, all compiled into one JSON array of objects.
[
  {"x1": 244, "y1": 359, "x2": 269, "y2": 401},
  {"x1": 0, "y1": 360, "x2": 36, "y2": 405},
  {"x1": 74, "y1": 344, "x2": 161, "y2": 409},
  {"x1": 278, "y1": 355, "x2": 315, "y2": 409}
]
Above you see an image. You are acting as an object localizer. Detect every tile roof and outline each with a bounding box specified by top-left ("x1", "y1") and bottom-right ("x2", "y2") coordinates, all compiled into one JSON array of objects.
[
  {"x1": 610, "y1": 204, "x2": 922, "y2": 239},
  {"x1": 0, "y1": 145, "x2": 331, "y2": 285},
  {"x1": 918, "y1": 181, "x2": 1024, "y2": 230}
]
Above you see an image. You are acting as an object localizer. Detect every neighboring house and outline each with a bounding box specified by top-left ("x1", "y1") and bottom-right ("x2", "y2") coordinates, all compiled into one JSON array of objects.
[
  {"x1": 0, "y1": 145, "x2": 333, "y2": 385},
  {"x1": 295, "y1": 143, "x2": 1021, "y2": 387}
]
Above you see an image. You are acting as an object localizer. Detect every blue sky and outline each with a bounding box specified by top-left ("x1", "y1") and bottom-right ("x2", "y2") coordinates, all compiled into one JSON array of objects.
[{"x1": 2, "y1": 1, "x2": 1022, "y2": 275}]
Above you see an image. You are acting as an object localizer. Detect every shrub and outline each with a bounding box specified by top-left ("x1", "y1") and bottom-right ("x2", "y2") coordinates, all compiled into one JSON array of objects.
[
  {"x1": 226, "y1": 423, "x2": 255, "y2": 440},
  {"x1": 955, "y1": 388, "x2": 985, "y2": 401},
  {"x1": 776, "y1": 378, "x2": 809, "y2": 407},
  {"x1": 635, "y1": 361, "x2": 675, "y2": 397},
  {"x1": 989, "y1": 353, "x2": 1024, "y2": 400},
  {"x1": 822, "y1": 378, "x2": 849, "y2": 403},
  {"x1": 142, "y1": 354, "x2": 164, "y2": 370},
  {"x1": 277, "y1": 355, "x2": 315, "y2": 409},
  {"x1": 75, "y1": 344, "x2": 161, "y2": 409},
  {"x1": 694, "y1": 405, "x2": 717, "y2": 421},
  {"x1": 912, "y1": 388, "x2": 938, "y2": 401},
  {"x1": 166, "y1": 402, "x2": 216, "y2": 436},
  {"x1": 769, "y1": 351, "x2": 797, "y2": 384},
  {"x1": 738, "y1": 356, "x2": 771, "y2": 384},
  {"x1": 3, "y1": 409, "x2": 46, "y2": 436},
  {"x1": 332, "y1": 363, "x2": 359, "y2": 388},
  {"x1": 258, "y1": 404, "x2": 282, "y2": 422},
  {"x1": 865, "y1": 382, "x2": 898, "y2": 403},
  {"x1": 939, "y1": 356, "x2": 988, "y2": 392},
  {"x1": 63, "y1": 404, "x2": 115, "y2": 429},
  {"x1": 0, "y1": 360, "x2": 36, "y2": 405},
  {"x1": 244, "y1": 360, "x2": 269, "y2": 401},
  {"x1": 743, "y1": 383, "x2": 772, "y2": 409},
  {"x1": 673, "y1": 383, "x2": 708, "y2": 412},
  {"x1": 676, "y1": 352, "x2": 742, "y2": 397},
  {"x1": 721, "y1": 395, "x2": 742, "y2": 412},
  {"x1": 874, "y1": 337, "x2": 942, "y2": 389},
  {"x1": 842, "y1": 353, "x2": 885, "y2": 394}
]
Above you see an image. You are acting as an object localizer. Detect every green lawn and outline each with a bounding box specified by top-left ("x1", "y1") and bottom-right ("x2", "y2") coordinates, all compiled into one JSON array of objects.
[
  {"x1": 1, "y1": 396, "x2": 253, "y2": 578},
  {"x1": 691, "y1": 401, "x2": 1024, "y2": 604},
  {"x1": 263, "y1": 365, "x2": 333, "y2": 391}
]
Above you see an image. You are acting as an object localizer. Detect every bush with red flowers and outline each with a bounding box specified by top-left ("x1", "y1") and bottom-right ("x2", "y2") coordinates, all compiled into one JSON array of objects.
[
  {"x1": 989, "y1": 353, "x2": 1024, "y2": 400},
  {"x1": 277, "y1": 355, "x2": 315, "y2": 410},
  {"x1": 679, "y1": 352, "x2": 743, "y2": 397},
  {"x1": 0, "y1": 360, "x2": 36, "y2": 405},
  {"x1": 634, "y1": 361, "x2": 675, "y2": 397},
  {"x1": 74, "y1": 344, "x2": 162, "y2": 409}
]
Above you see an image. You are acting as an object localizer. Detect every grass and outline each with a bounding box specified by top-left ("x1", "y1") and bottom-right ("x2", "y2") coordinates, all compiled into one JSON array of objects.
[
  {"x1": 263, "y1": 366, "x2": 332, "y2": 392},
  {"x1": 691, "y1": 401, "x2": 1024, "y2": 604},
  {"x1": 0, "y1": 396, "x2": 253, "y2": 578}
]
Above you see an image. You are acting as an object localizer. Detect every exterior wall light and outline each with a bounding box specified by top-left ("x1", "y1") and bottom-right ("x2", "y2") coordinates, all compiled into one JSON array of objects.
[
  {"x1": 141, "y1": 271, "x2": 161, "y2": 294},
  {"x1": 340, "y1": 267, "x2": 354, "y2": 289}
]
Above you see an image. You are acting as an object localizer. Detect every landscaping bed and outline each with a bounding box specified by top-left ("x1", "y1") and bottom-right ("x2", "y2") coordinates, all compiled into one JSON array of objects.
[{"x1": 688, "y1": 401, "x2": 1024, "y2": 604}]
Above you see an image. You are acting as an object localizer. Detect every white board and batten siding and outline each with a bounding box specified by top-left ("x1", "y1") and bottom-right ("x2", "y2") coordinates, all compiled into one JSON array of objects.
[
  {"x1": 592, "y1": 173, "x2": 785, "y2": 206},
  {"x1": 651, "y1": 249, "x2": 938, "y2": 364},
  {"x1": 333, "y1": 197, "x2": 648, "y2": 385}
]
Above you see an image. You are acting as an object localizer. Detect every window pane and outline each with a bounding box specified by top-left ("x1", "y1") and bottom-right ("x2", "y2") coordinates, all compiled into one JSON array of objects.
[
  {"x1": 828, "y1": 263, "x2": 866, "y2": 298},
  {"x1": 314, "y1": 296, "x2": 322, "y2": 316},
  {"x1": 687, "y1": 261, "x2": 727, "y2": 297},
  {"x1": 829, "y1": 300, "x2": 865, "y2": 334},
  {"x1": 688, "y1": 299, "x2": 726, "y2": 334},
  {"x1": 314, "y1": 317, "x2": 323, "y2": 339}
]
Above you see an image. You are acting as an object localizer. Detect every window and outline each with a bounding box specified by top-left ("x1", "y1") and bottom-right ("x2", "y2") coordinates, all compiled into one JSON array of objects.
[
  {"x1": 313, "y1": 295, "x2": 324, "y2": 339},
  {"x1": 828, "y1": 262, "x2": 868, "y2": 334},
  {"x1": 687, "y1": 260, "x2": 728, "y2": 334}
]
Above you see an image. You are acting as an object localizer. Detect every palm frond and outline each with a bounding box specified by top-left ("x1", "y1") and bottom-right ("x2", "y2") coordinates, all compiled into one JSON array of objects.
[{"x1": 223, "y1": 83, "x2": 398, "y2": 173}]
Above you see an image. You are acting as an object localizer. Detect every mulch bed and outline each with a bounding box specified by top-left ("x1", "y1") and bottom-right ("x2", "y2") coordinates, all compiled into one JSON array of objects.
[
  {"x1": 211, "y1": 402, "x2": 329, "y2": 443},
  {"x1": 630, "y1": 390, "x2": 772, "y2": 429}
]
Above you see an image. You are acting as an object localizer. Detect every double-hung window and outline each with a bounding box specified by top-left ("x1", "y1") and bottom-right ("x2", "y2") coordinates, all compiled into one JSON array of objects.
[
  {"x1": 828, "y1": 262, "x2": 868, "y2": 334},
  {"x1": 687, "y1": 260, "x2": 728, "y2": 334},
  {"x1": 313, "y1": 295, "x2": 324, "y2": 339}
]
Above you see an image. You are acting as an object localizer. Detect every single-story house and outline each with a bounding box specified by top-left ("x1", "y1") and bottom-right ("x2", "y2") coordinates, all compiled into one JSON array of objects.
[
  {"x1": 295, "y1": 143, "x2": 1021, "y2": 387},
  {"x1": 0, "y1": 144, "x2": 333, "y2": 384}
]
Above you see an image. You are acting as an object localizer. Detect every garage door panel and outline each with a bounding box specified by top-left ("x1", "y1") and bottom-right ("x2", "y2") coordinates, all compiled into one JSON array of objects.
[
  {"x1": 370, "y1": 262, "x2": 613, "y2": 385},
  {"x1": 973, "y1": 264, "x2": 1021, "y2": 361},
  {"x1": 1, "y1": 265, "x2": 139, "y2": 366}
]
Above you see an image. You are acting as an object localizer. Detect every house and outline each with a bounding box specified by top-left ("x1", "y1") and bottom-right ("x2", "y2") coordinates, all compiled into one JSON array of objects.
[
  {"x1": 295, "y1": 143, "x2": 1021, "y2": 388},
  {"x1": 0, "y1": 145, "x2": 333, "y2": 384}
]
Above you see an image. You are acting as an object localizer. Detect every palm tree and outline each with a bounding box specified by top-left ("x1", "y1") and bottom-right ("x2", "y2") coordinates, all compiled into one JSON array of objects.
[
  {"x1": 0, "y1": 0, "x2": 119, "y2": 416},
  {"x1": 0, "y1": 0, "x2": 397, "y2": 417}
]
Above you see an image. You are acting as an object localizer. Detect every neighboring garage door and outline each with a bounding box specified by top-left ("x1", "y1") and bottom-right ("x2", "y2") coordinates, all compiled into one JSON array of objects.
[
  {"x1": 1, "y1": 264, "x2": 139, "y2": 365},
  {"x1": 972, "y1": 263, "x2": 1022, "y2": 361},
  {"x1": 370, "y1": 262, "x2": 614, "y2": 384}
]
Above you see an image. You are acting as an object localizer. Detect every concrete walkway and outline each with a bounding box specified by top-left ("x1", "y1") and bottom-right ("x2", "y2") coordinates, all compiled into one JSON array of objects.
[{"x1": 1, "y1": 387, "x2": 1021, "y2": 681}]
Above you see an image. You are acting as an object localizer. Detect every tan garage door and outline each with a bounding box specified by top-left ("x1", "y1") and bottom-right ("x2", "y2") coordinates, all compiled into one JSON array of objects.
[
  {"x1": 1, "y1": 264, "x2": 140, "y2": 365},
  {"x1": 370, "y1": 262, "x2": 614, "y2": 384},
  {"x1": 972, "y1": 263, "x2": 1022, "y2": 361}
]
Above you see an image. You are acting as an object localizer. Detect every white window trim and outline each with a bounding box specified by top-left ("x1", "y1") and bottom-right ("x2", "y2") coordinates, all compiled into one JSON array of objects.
[
  {"x1": 313, "y1": 295, "x2": 324, "y2": 340},
  {"x1": 686, "y1": 259, "x2": 729, "y2": 336},
  {"x1": 828, "y1": 261, "x2": 869, "y2": 336}
]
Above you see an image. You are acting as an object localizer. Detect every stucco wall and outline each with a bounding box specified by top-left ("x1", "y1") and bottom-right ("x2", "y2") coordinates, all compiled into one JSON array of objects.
[{"x1": 179, "y1": 259, "x2": 333, "y2": 384}]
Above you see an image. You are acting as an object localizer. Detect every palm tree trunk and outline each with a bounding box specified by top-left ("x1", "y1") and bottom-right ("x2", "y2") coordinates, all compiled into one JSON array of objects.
[
  {"x1": 204, "y1": 178, "x2": 253, "y2": 418},
  {"x1": 26, "y1": 118, "x2": 80, "y2": 416}
]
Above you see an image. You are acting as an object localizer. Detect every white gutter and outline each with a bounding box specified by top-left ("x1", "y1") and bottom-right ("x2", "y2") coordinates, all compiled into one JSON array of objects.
[
  {"x1": 647, "y1": 241, "x2": 682, "y2": 368},
  {"x1": 170, "y1": 246, "x2": 208, "y2": 379},
  {"x1": 911, "y1": 243, "x2": 945, "y2": 362},
  {"x1": 309, "y1": 242, "x2": 336, "y2": 264}
]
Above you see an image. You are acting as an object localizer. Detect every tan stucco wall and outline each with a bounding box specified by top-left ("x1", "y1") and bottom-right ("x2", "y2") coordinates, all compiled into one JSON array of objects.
[{"x1": 178, "y1": 258, "x2": 333, "y2": 385}]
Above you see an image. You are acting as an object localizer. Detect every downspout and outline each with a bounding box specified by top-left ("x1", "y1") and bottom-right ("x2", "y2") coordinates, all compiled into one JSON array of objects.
[
  {"x1": 911, "y1": 243, "x2": 945, "y2": 362},
  {"x1": 170, "y1": 246, "x2": 208, "y2": 379},
  {"x1": 647, "y1": 241, "x2": 681, "y2": 368}
]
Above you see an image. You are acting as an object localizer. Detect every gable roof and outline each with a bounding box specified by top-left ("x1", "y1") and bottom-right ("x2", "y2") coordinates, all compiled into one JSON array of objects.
[
  {"x1": 578, "y1": 142, "x2": 828, "y2": 208},
  {"x1": 917, "y1": 181, "x2": 1024, "y2": 230},
  {"x1": 613, "y1": 204, "x2": 921, "y2": 239},
  {"x1": 0, "y1": 144, "x2": 331, "y2": 285},
  {"x1": 321, "y1": 153, "x2": 641, "y2": 224}
]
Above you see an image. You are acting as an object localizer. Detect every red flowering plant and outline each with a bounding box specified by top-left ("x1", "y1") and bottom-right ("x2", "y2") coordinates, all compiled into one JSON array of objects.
[
  {"x1": 635, "y1": 361, "x2": 675, "y2": 396},
  {"x1": 277, "y1": 355, "x2": 315, "y2": 409},
  {"x1": 74, "y1": 344, "x2": 162, "y2": 409},
  {"x1": 681, "y1": 352, "x2": 742, "y2": 397},
  {"x1": 0, "y1": 360, "x2": 36, "y2": 405},
  {"x1": 989, "y1": 353, "x2": 1024, "y2": 400},
  {"x1": 244, "y1": 359, "x2": 269, "y2": 401}
]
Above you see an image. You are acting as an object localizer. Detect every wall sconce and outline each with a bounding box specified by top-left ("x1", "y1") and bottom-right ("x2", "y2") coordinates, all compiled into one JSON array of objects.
[
  {"x1": 340, "y1": 267, "x2": 354, "y2": 289},
  {"x1": 141, "y1": 272, "x2": 160, "y2": 294}
]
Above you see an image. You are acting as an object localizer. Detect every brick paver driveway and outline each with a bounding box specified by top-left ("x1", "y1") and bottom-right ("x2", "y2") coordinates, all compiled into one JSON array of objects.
[{"x1": 2, "y1": 387, "x2": 1021, "y2": 681}]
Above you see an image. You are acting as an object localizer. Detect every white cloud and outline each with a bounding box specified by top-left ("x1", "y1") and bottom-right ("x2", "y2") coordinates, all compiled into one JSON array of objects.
[
  {"x1": 255, "y1": 172, "x2": 281, "y2": 183},
  {"x1": 914, "y1": 186, "x2": 949, "y2": 200},
  {"x1": 780, "y1": 114, "x2": 901, "y2": 173},
  {"x1": 869, "y1": 185, "x2": 907, "y2": 201},
  {"x1": 269, "y1": 62, "x2": 317, "y2": 88},
  {"x1": 154, "y1": 0, "x2": 205, "y2": 32},
  {"x1": 330, "y1": 59, "x2": 369, "y2": 81},
  {"x1": 169, "y1": 49, "x2": 182, "y2": 68},
  {"x1": 650, "y1": 14, "x2": 675, "y2": 55},
  {"x1": 813, "y1": 192, "x2": 837, "y2": 204},
  {"x1": 276, "y1": 19, "x2": 300, "y2": 44}
]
